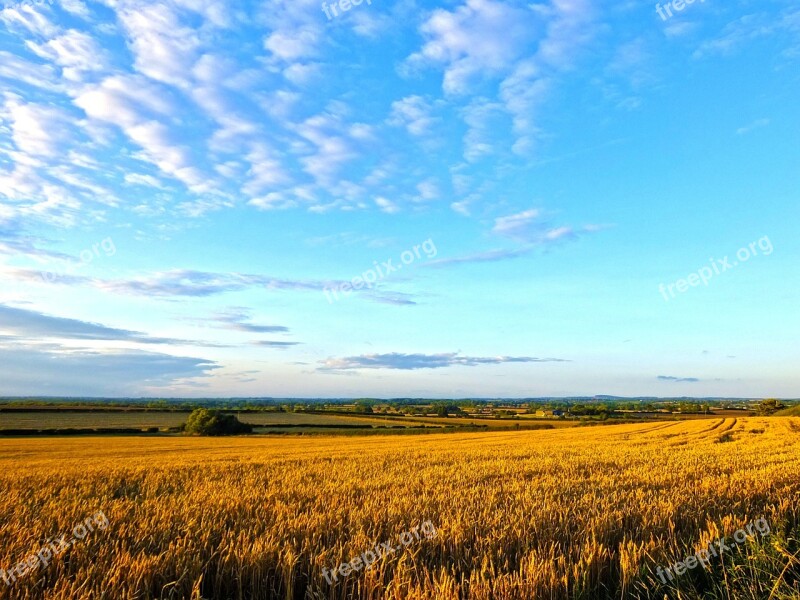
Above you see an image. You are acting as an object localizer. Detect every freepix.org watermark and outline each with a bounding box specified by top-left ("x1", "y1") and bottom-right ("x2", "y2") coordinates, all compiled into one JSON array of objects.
[
  {"x1": 323, "y1": 238, "x2": 437, "y2": 304},
  {"x1": 40, "y1": 237, "x2": 116, "y2": 283},
  {"x1": 655, "y1": 517, "x2": 770, "y2": 584},
  {"x1": 321, "y1": 0, "x2": 372, "y2": 21},
  {"x1": 1, "y1": 511, "x2": 109, "y2": 588},
  {"x1": 659, "y1": 236, "x2": 773, "y2": 302},
  {"x1": 656, "y1": 0, "x2": 705, "y2": 21},
  {"x1": 321, "y1": 520, "x2": 437, "y2": 584}
]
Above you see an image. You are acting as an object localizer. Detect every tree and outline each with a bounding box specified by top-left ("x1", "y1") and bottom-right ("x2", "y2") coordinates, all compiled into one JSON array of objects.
[
  {"x1": 757, "y1": 399, "x2": 785, "y2": 415},
  {"x1": 432, "y1": 402, "x2": 463, "y2": 417},
  {"x1": 183, "y1": 409, "x2": 253, "y2": 436},
  {"x1": 353, "y1": 400, "x2": 374, "y2": 414}
]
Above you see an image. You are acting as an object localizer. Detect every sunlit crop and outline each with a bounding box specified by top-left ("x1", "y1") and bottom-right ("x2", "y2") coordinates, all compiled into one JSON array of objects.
[{"x1": 1, "y1": 417, "x2": 798, "y2": 599}]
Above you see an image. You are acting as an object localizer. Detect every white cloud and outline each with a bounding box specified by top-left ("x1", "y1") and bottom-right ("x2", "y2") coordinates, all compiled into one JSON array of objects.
[
  {"x1": 500, "y1": 0, "x2": 595, "y2": 154},
  {"x1": 264, "y1": 27, "x2": 319, "y2": 62},
  {"x1": 128, "y1": 121, "x2": 210, "y2": 192},
  {"x1": 492, "y1": 208, "x2": 545, "y2": 240},
  {"x1": 75, "y1": 75, "x2": 216, "y2": 193},
  {"x1": 74, "y1": 75, "x2": 176, "y2": 128},
  {"x1": 375, "y1": 196, "x2": 400, "y2": 214},
  {"x1": 388, "y1": 96, "x2": 438, "y2": 136},
  {"x1": 350, "y1": 10, "x2": 391, "y2": 39},
  {"x1": 260, "y1": 0, "x2": 325, "y2": 86},
  {"x1": 258, "y1": 90, "x2": 301, "y2": 121},
  {"x1": 48, "y1": 165, "x2": 118, "y2": 205},
  {"x1": 0, "y1": 5, "x2": 59, "y2": 37},
  {"x1": 26, "y1": 29, "x2": 108, "y2": 82},
  {"x1": 0, "y1": 342, "x2": 218, "y2": 396},
  {"x1": 282, "y1": 62, "x2": 322, "y2": 86},
  {"x1": 59, "y1": 0, "x2": 91, "y2": 19},
  {"x1": 491, "y1": 207, "x2": 605, "y2": 245},
  {"x1": 319, "y1": 352, "x2": 568, "y2": 371},
  {"x1": 0, "y1": 51, "x2": 63, "y2": 92},
  {"x1": 2, "y1": 98, "x2": 72, "y2": 157},
  {"x1": 406, "y1": 0, "x2": 538, "y2": 95},
  {"x1": 124, "y1": 173, "x2": 168, "y2": 189},
  {"x1": 461, "y1": 98, "x2": 507, "y2": 161},
  {"x1": 664, "y1": 21, "x2": 698, "y2": 39},
  {"x1": 405, "y1": 0, "x2": 596, "y2": 155},
  {"x1": 115, "y1": 2, "x2": 202, "y2": 89},
  {"x1": 172, "y1": 0, "x2": 233, "y2": 28},
  {"x1": 451, "y1": 199, "x2": 472, "y2": 216},
  {"x1": 294, "y1": 112, "x2": 359, "y2": 186},
  {"x1": 242, "y1": 143, "x2": 290, "y2": 196},
  {"x1": 0, "y1": 176, "x2": 83, "y2": 227},
  {"x1": 736, "y1": 118, "x2": 770, "y2": 136},
  {"x1": 415, "y1": 178, "x2": 439, "y2": 202}
]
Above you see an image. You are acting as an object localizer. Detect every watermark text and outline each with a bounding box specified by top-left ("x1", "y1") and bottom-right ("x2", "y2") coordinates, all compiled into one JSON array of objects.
[
  {"x1": 324, "y1": 238, "x2": 436, "y2": 304},
  {"x1": 655, "y1": 517, "x2": 770, "y2": 583},
  {"x1": 1, "y1": 511, "x2": 108, "y2": 588},
  {"x1": 322, "y1": 520, "x2": 437, "y2": 584},
  {"x1": 659, "y1": 236, "x2": 773, "y2": 302}
]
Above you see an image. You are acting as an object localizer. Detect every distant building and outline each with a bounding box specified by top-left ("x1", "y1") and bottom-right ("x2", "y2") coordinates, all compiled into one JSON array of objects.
[{"x1": 536, "y1": 409, "x2": 564, "y2": 418}]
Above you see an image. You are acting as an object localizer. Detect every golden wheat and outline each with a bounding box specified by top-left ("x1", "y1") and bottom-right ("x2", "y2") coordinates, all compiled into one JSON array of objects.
[{"x1": 0, "y1": 417, "x2": 798, "y2": 599}]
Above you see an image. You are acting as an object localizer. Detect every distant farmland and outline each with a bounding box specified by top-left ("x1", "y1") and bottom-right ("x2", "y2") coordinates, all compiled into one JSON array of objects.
[
  {"x1": 0, "y1": 408, "x2": 574, "y2": 434},
  {"x1": 0, "y1": 409, "x2": 451, "y2": 434},
  {"x1": 1, "y1": 403, "x2": 764, "y2": 437}
]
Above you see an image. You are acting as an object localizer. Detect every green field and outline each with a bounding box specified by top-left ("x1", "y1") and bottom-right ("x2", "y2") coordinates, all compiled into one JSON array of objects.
[
  {"x1": 0, "y1": 403, "x2": 773, "y2": 436},
  {"x1": 0, "y1": 411, "x2": 186, "y2": 430},
  {"x1": 0, "y1": 410, "x2": 437, "y2": 432}
]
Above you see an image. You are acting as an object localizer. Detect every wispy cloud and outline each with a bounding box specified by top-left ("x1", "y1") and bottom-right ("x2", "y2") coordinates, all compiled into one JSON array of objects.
[
  {"x1": 404, "y1": 0, "x2": 539, "y2": 96},
  {"x1": 3, "y1": 267, "x2": 420, "y2": 306},
  {"x1": 693, "y1": 13, "x2": 773, "y2": 59},
  {"x1": 658, "y1": 375, "x2": 701, "y2": 383},
  {"x1": 0, "y1": 224, "x2": 72, "y2": 261},
  {"x1": 318, "y1": 352, "x2": 569, "y2": 371},
  {"x1": 0, "y1": 343, "x2": 218, "y2": 396},
  {"x1": 0, "y1": 304, "x2": 222, "y2": 347},
  {"x1": 492, "y1": 208, "x2": 603, "y2": 244},
  {"x1": 208, "y1": 308, "x2": 289, "y2": 333},
  {"x1": 253, "y1": 340, "x2": 301, "y2": 348},
  {"x1": 426, "y1": 247, "x2": 533, "y2": 268},
  {"x1": 736, "y1": 118, "x2": 770, "y2": 135},
  {"x1": 388, "y1": 95, "x2": 439, "y2": 136},
  {"x1": 426, "y1": 209, "x2": 607, "y2": 268},
  {"x1": 361, "y1": 290, "x2": 418, "y2": 306}
]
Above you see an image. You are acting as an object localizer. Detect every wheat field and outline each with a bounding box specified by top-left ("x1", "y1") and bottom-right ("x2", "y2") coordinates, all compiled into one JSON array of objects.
[{"x1": 1, "y1": 417, "x2": 799, "y2": 599}]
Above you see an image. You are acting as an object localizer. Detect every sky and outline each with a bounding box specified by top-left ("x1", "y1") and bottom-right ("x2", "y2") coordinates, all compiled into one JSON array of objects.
[{"x1": 0, "y1": 0, "x2": 798, "y2": 398}]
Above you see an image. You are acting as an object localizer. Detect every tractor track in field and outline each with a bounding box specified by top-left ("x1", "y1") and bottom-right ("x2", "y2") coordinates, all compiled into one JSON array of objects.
[{"x1": 720, "y1": 418, "x2": 738, "y2": 433}]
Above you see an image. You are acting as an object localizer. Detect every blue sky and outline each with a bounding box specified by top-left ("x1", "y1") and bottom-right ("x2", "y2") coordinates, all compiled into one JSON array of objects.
[{"x1": 0, "y1": 0, "x2": 798, "y2": 398}]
